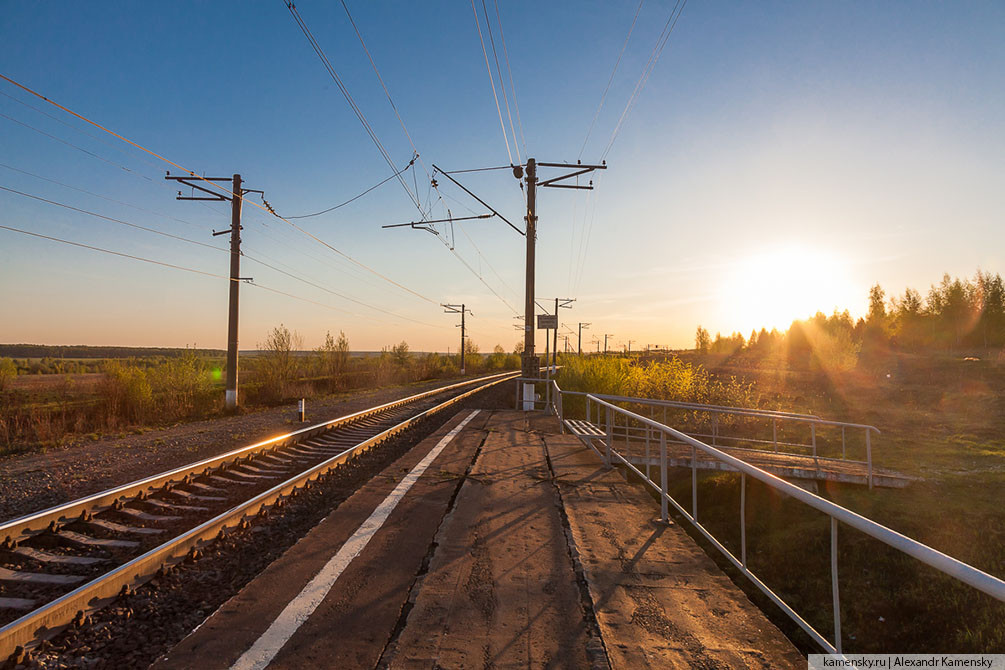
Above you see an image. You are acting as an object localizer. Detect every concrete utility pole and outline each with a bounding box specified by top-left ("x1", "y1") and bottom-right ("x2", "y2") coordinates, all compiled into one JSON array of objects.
[
  {"x1": 442, "y1": 304, "x2": 470, "y2": 375},
  {"x1": 519, "y1": 159, "x2": 605, "y2": 379},
  {"x1": 522, "y1": 159, "x2": 538, "y2": 378},
  {"x1": 578, "y1": 322, "x2": 591, "y2": 356},
  {"x1": 225, "y1": 175, "x2": 243, "y2": 409},
  {"x1": 604, "y1": 333, "x2": 613, "y2": 355},
  {"x1": 427, "y1": 158, "x2": 604, "y2": 395},
  {"x1": 552, "y1": 298, "x2": 575, "y2": 371},
  {"x1": 166, "y1": 171, "x2": 259, "y2": 410}
]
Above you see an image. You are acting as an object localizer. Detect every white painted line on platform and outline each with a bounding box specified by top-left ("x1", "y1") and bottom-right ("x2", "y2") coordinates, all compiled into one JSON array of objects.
[{"x1": 230, "y1": 409, "x2": 482, "y2": 670}]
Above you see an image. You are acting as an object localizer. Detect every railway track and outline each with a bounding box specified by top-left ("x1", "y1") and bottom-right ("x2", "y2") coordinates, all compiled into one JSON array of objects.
[{"x1": 0, "y1": 371, "x2": 517, "y2": 661}]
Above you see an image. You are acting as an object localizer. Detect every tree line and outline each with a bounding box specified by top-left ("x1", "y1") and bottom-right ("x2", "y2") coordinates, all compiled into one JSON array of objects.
[{"x1": 696, "y1": 269, "x2": 1005, "y2": 360}]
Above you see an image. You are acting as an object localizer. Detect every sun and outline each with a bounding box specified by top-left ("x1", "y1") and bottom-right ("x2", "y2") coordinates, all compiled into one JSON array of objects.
[{"x1": 718, "y1": 245, "x2": 858, "y2": 335}]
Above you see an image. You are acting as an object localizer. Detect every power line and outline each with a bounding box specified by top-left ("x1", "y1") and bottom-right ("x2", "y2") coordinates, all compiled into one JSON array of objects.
[
  {"x1": 579, "y1": 0, "x2": 644, "y2": 159},
  {"x1": 0, "y1": 90, "x2": 159, "y2": 180},
  {"x1": 602, "y1": 0, "x2": 688, "y2": 160},
  {"x1": 0, "y1": 111, "x2": 152, "y2": 182},
  {"x1": 338, "y1": 0, "x2": 436, "y2": 187},
  {"x1": 242, "y1": 250, "x2": 442, "y2": 328},
  {"x1": 0, "y1": 223, "x2": 232, "y2": 281},
  {"x1": 281, "y1": 154, "x2": 415, "y2": 219},
  {"x1": 470, "y1": 0, "x2": 513, "y2": 165},
  {"x1": 492, "y1": 0, "x2": 527, "y2": 156},
  {"x1": 0, "y1": 72, "x2": 440, "y2": 307},
  {"x1": 0, "y1": 222, "x2": 445, "y2": 329},
  {"x1": 284, "y1": 1, "x2": 423, "y2": 214},
  {"x1": 0, "y1": 185, "x2": 226, "y2": 254},
  {"x1": 480, "y1": 0, "x2": 521, "y2": 164},
  {"x1": 0, "y1": 162, "x2": 207, "y2": 231}
]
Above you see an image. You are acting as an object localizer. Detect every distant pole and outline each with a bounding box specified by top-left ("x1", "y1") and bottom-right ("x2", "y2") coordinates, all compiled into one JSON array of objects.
[
  {"x1": 553, "y1": 298, "x2": 559, "y2": 372},
  {"x1": 522, "y1": 158, "x2": 538, "y2": 378},
  {"x1": 225, "y1": 174, "x2": 243, "y2": 409},
  {"x1": 442, "y1": 303, "x2": 470, "y2": 375},
  {"x1": 604, "y1": 333, "x2": 610, "y2": 355},
  {"x1": 578, "y1": 322, "x2": 590, "y2": 356}
]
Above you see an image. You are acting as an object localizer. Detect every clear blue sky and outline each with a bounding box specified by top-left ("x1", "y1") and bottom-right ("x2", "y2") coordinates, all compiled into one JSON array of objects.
[{"x1": 1, "y1": 1, "x2": 1002, "y2": 352}]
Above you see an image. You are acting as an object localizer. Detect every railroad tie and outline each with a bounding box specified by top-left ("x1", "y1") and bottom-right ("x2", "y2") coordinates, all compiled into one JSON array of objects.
[
  {"x1": 142, "y1": 498, "x2": 210, "y2": 513},
  {"x1": 56, "y1": 530, "x2": 139, "y2": 548},
  {"x1": 184, "y1": 481, "x2": 229, "y2": 493},
  {"x1": 167, "y1": 488, "x2": 226, "y2": 503},
  {"x1": 11, "y1": 546, "x2": 106, "y2": 566},
  {"x1": 208, "y1": 474, "x2": 257, "y2": 486},
  {"x1": 0, "y1": 597, "x2": 36, "y2": 611},
  {"x1": 84, "y1": 518, "x2": 165, "y2": 535},
  {"x1": 0, "y1": 566, "x2": 87, "y2": 585},
  {"x1": 115, "y1": 506, "x2": 182, "y2": 523}
]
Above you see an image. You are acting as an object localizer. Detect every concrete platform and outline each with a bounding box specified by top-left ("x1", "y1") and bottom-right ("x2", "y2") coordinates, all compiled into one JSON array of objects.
[{"x1": 155, "y1": 410, "x2": 804, "y2": 670}]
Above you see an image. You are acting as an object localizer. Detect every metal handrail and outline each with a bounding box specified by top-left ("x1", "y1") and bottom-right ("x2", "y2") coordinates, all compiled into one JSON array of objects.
[
  {"x1": 556, "y1": 388, "x2": 825, "y2": 421},
  {"x1": 580, "y1": 392, "x2": 1004, "y2": 655},
  {"x1": 546, "y1": 386, "x2": 880, "y2": 487}
]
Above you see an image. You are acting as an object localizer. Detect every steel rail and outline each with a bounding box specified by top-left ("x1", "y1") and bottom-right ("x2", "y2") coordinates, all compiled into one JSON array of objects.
[
  {"x1": 1, "y1": 371, "x2": 515, "y2": 543},
  {"x1": 0, "y1": 372, "x2": 516, "y2": 659}
]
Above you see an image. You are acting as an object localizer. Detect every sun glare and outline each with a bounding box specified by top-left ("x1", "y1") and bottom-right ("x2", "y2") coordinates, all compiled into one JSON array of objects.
[{"x1": 718, "y1": 245, "x2": 857, "y2": 335}]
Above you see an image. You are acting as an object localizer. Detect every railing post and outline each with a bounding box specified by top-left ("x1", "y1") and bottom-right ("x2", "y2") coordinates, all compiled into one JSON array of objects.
[
  {"x1": 605, "y1": 406, "x2": 613, "y2": 467},
  {"x1": 545, "y1": 379, "x2": 552, "y2": 414},
  {"x1": 841, "y1": 425, "x2": 846, "y2": 460},
  {"x1": 866, "y1": 429, "x2": 873, "y2": 490},
  {"x1": 557, "y1": 385, "x2": 564, "y2": 433},
  {"x1": 831, "y1": 517, "x2": 842, "y2": 654},
  {"x1": 645, "y1": 424, "x2": 651, "y2": 481},
  {"x1": 740, "y1": 473, "x2": 747, "y2": 569},
  {"x1": 712, "y1": 414, "x2": 718, "y2": 446},
  {"x1": 811, "y1": 422, "x2": 817, "y2": 459},
  {"x1": 691, "y1": 444, "x2": 698, "y2": 522},
  {"x1": 660, "y1": 431, "x2": 668, "y2": 522},
  {"x1": 772, "y1": 417, "x2": 778, "y2": 453},
  {"x1": 586, "y1": 395, "x2": 591, "y2": 425}
]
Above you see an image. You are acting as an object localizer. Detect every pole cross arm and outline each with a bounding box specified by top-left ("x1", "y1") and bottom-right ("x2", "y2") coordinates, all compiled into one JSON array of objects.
[
  {"x1": 538, "y1": 167, "x2": 595, "y2": 188},
  {"x1": 431, "y1": 164, "x2": 524, "y2": 236},
  {"x1": 382, "y1": 214, "x2": 493, "y2": 229},
  {"x1": 165, "y1": 175, "x2": 231, "y2": 202}
]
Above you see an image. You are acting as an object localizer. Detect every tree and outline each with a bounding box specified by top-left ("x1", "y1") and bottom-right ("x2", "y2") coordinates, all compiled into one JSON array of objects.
[
  {"x1": 695, "y1": 325, "x2": 710, "y2": 354},
  {"x1": 513, "y1": 341, "x2": 524, "y2": 355},
  {"x1": 975, "y1": 270, "x2": 1005, "y2": 348},
  {"x1": 0, "y1": 357, "x2": 16, "y2": 392},
  {"x1": 391, "y1": 341, "x2": 410, "y2": 367},
  {"x1": 259, "y1": 324, "x2": 303, "y2": 398},
  {"x1": 867, "y1": 283, "x2": 887, "y2": 326},
  {"x1": 927, "y1": 274, "x2": 977, "y2": 349},
  {"x1": 315, "y1": 330, "x2": 350, "y2": 386}
]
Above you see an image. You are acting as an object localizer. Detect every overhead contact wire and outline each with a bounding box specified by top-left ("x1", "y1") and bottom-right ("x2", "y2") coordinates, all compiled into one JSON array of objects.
[
  {"x1": 0, "y1": 72, "x2": 439, "y2": 306},
  {"x1": 470, "y1": 0, "x2": 513, "y2": 165}
]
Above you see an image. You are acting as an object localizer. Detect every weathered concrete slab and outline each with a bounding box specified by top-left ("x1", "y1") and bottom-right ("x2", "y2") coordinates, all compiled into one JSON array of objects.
[
  {"x1": 388, "y1": 411, "x2": 594, "y2": 669},
  {"x1": 545, "y1": 418, "x2": 805, "y2": 670}
]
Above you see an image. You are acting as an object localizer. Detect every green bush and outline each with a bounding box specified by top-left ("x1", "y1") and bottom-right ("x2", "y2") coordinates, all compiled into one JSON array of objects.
[{"x1": 99, "y1": 361, "x2": 152, "y2": 424}]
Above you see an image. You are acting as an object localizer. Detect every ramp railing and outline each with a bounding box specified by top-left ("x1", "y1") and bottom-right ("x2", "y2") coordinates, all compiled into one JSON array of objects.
[{"x1": 517, "y1": 377, "x2": 1005, "y2": 655}]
